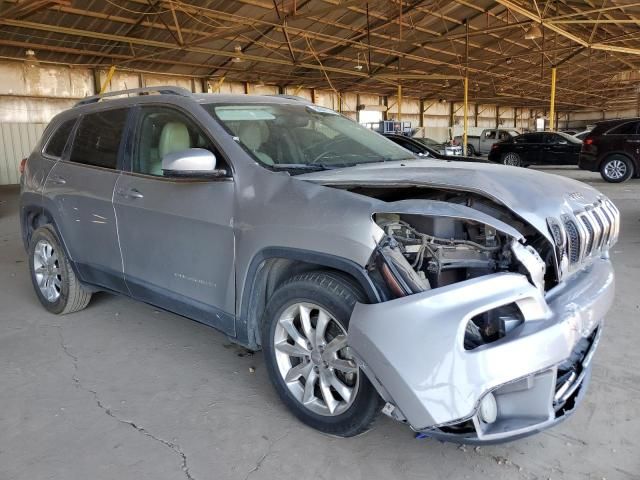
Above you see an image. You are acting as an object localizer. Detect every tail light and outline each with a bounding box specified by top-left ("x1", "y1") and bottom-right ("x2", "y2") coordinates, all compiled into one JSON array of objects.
[
  {"x1": 584, "y1": 138, "x2": 593, "y2": 145},
  {"x1": 19, "y1": 158, "x2": 27, "y2": 175},
  {"x1": 491, "y1": 143, "x2": 498, "y2": 149}
]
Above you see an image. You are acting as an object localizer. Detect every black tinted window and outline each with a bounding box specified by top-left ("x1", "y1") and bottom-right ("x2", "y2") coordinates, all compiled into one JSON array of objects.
[
  {"x1": 69, "y1": 109, "x2": 128, "y2": 169},
  {"x1": 608, "y1": 121, "x2": 639, "y2": 135},
  {"x1": 44, "y1": 118, "x2": 76, "y2": 157},
  {"x1": 515, "y1": 133, "x2": 542, "y2": 143}
]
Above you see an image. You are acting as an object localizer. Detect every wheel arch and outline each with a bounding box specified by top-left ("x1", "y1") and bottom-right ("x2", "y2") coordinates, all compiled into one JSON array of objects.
[
  {"x1": 21, "y1": 204, "x2": 83, "y2": 282},
  {"x1": 599, "y1": 151, "x2": 637, "y2": 171},
  {"x1": 237, "y1": 247, "x2": 382, "y2": 350}
]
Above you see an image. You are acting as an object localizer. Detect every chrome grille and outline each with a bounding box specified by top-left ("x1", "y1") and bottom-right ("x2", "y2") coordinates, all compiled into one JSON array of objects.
[
  {"x1": 566, "y1": 199, "x2": 620, "y2": 266},
  {"x1": 579, "y1": 216, "x2": 594, "y2": 255},
  {"x1": 564, "y1": 220, "x2": 581, "y2": 264}
]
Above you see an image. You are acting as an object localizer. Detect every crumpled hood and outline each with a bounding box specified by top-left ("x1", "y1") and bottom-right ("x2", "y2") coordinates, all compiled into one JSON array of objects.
[{"x1": 298, "y1": 159, "x2": 604, "y2": 241}]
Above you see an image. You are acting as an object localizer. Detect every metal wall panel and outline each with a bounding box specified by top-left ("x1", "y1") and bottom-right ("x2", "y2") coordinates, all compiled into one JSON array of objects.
[{"x1": 0, "y1": 122, "x2": 47, "y2": 185}]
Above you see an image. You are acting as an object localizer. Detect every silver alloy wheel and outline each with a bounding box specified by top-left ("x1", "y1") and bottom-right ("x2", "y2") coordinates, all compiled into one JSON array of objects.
[
  {"x1": 503, "y1": 153, "x2": 521, "y2": 166},
  {"x1": 604, "y1": 159, "x2": 627, "y2": 180},
  {"x1": 33, "y1": 239, "x2": 62, "y2": 302},
  {"x1": 273, "y1": 302, "x2": 359, "y2": 416}
]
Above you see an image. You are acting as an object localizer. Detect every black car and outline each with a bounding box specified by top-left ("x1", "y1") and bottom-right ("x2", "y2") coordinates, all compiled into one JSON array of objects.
[
  {"x1": 579, "y1": 118, "x2": 640, "y2": 183},
  {"x1": 383, "y1": 134, "x2": 484, "y2": 162},
  {"x1": 487, "y1": 131, "x2": 582, "y2": 167}
]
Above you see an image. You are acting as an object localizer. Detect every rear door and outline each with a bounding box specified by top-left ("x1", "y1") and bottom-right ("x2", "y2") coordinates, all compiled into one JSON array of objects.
[
  {"x1": 513, "y1": 133, "x2": 543, "y2": 164},
  {"x1": 113, "y1": 104, "x2": 236, "y2": 335},
  {"x1": 43, "y1": 107, "x2": 130, "y2": 291},
  {"x1": 544, "y1": 133, "x2": 581, "y2": 165},
  {"x1": 607, "y1": 120, "x2": 640, "y2": 161}
]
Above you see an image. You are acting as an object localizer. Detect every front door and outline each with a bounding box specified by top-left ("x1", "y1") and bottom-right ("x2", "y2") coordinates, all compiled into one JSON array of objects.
[
  {"x1": 113, "y1": 105, "x2": 236, "y2": 335},
  {"x1": 43, "y1": 107, "x2": 130, "y2": 292}
]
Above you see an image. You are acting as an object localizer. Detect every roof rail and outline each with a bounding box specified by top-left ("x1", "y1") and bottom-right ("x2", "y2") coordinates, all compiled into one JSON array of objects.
[
  {"x1": 75, "y1": 86, "x2": 192, "y2": 107},
  {"x1": 267, "y1": 94, "x2": 309, "y2": 102}
]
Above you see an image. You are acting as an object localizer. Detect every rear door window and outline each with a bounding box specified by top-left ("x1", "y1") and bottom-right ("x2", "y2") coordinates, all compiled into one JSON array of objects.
[
  {"x1": 69, "y1": 108, "x2": 128, "y2": 169},
  {"x1": 44, "y1": 118, "x2": 76, "y2": 158},
  {"x1": 608, "y1": 121, "x2": 639, "y2": 135},
  {"x1": 515, "y1": 133, "x2": 542, "y2": 143}
]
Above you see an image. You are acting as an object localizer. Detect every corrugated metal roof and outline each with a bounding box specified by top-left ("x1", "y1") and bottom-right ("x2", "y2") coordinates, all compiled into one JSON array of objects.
[{"x1": 0, "y1": 0, "x2": 638, "y2": 109}]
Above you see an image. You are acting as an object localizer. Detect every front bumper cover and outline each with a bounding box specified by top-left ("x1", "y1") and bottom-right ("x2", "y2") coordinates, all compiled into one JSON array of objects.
[{"x1": 348, "y1": 258, "x2": 614, "y2": 442}]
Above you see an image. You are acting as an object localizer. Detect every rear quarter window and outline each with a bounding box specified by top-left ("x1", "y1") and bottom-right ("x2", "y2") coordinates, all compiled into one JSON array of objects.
[
  {"x1": 43, "y1": 118, "x2": 76, "y2": 158},
  {"x1": 69, "y1": 109, "x2": 128, "y2": 169}
]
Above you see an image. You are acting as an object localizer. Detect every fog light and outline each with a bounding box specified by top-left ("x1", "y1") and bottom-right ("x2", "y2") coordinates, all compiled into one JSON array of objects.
[{"x1": 479, "y1": 392, "x2": 498, "y2": 424}]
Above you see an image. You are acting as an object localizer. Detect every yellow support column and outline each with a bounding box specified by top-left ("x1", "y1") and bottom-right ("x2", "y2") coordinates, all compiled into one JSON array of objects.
[
  {"x1": 397, "y1": 84, "x2": 402, "y2": 131},
  {"x1": 463, "y1": 77, "x2": 468, "y2": 156},
  {"x1": 99, "y1": 65, "x2": 116, "y2": 94},
  {"x1": 549, "y1": 67, "x2": 557, "y2": 131}
]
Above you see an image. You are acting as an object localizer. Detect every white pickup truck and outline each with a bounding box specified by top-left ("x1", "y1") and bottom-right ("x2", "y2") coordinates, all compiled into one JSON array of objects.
[{"x1": 454, "y1": 128, "x2": 520, "y2": 156}]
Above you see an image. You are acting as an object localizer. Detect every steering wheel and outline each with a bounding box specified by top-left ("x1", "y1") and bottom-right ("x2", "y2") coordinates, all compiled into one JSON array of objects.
[{"x1": 308, "y1": 137, "x2": 351, "y2": 164}]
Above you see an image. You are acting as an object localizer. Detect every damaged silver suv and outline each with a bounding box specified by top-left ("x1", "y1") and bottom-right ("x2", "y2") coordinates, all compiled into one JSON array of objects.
[{"x1": 20, "y1": 87, "x2": 618, "y2": 442}]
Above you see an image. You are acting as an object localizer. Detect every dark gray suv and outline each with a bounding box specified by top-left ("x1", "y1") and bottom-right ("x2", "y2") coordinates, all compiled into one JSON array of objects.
[{"x1": 20, "y1": 87, "x2": 618, "y2": 442}]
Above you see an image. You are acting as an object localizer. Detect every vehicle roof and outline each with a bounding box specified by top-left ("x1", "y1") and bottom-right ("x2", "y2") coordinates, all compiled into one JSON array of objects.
[
  {"x1": 193, "y1": 93, "x2": 311, "y2": 105},
  {"x1": 594, "y1": 117, "x2": 640, "y2": 126},
  {"x1": 53, "y1": 91, "x2": 314, "y2": 124}
]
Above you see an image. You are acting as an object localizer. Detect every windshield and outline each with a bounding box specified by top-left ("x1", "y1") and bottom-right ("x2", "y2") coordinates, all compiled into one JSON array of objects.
[{"x1": 204, "y1": 103, "x2": 415, "y2": 168}]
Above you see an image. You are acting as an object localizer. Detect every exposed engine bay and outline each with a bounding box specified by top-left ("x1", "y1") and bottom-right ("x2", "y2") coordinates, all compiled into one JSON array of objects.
[
  {"x1": 346, "y1": 185, "x2": 555, "y2": 294},
  {"x1": 374, "y1": 213, "x2": 509, "y2": 293}
]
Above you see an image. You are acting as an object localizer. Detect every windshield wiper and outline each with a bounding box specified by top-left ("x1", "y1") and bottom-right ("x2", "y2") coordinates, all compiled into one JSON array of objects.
[{"x1": 270, "y1": 163, "x2": 332, "y2": 172}]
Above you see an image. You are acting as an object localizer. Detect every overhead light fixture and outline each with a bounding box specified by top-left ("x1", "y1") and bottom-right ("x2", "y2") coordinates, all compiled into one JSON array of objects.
[
  {"x1": 439, "y1": 98, "x2": 446, "y2": 104},
  {"x1": 525, "y1": 24, "x2": 543, "y2": 40},
  {"x1": 354, "y1": 52, "x2": 363, "y2": 71},
  {"x1": 506, "y1": 57, "x2": 513, "y2": 65},
  {"x1": 231, "y1": 45, "x2": 243, "y2": 63},
  {"x1": 442, "y1": 79, "x2": 450, "y2": 88},
  {"x1": 25, "y1": 49, "x2": 39, "y2": 68}
]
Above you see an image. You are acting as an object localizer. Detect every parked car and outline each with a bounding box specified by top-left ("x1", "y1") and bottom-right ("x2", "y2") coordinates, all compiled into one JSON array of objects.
[
  {"x1": 20, "y1": 87, "x2": 618, "y2": 443},
  {"x1": 561, "y1": 129, "x2": 579, "y2": 136},
  {"x1": 383, "y1": 133, "x2": 475, "y2": 161},
  {"x1": 574, "y1": 130, "x2": 591, "y2": 141},
  {"x1": 454, "y1": 128, "x2": 520, "y2": 156},
  {"x1": 488, "y1": 131, "x2": 582, "y2": 167},
  {"x1": 579, "y1": 118, "x2": 640, "y2": 183},
  {"x1": 412, "y1": 136, "x2": 463, "y2": 156}
]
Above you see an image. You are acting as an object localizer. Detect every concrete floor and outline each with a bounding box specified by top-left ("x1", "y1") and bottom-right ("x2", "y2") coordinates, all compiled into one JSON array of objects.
[{"x1": 0, "y1": 167, "x2": 638, "y2": 480}]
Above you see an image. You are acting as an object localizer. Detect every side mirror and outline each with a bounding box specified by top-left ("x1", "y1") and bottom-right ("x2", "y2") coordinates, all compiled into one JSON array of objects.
[{"x1": 162, "y1": 148, "x2": 219, "y2": 177}]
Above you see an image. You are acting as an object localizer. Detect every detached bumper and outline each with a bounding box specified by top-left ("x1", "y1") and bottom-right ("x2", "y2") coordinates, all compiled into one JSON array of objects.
[{"x1": 348, "y1": 258, "x2": 614, "y2": 443}]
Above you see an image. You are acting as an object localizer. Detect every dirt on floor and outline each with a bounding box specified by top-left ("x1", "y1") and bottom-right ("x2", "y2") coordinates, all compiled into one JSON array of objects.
[{"x1": 0, "y1": 167, "x2": 639, "y2": 480}]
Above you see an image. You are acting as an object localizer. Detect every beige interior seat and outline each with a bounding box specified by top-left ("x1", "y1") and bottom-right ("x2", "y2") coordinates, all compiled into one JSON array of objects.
[
  {"x1": 238, "y1": 122, "x2": 274, "y2": 165},
  {"x1": 151, "y1": 122, "x2": 191, "y2": 175}
]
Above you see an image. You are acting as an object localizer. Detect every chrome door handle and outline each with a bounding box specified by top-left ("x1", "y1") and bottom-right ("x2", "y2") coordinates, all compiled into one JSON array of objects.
[
  {"x1": 116, "y1": 188, "x2": 144, "y2": 199},
  {"x1": 49, "y1": 175, "x2": 66, "y2": 185}
]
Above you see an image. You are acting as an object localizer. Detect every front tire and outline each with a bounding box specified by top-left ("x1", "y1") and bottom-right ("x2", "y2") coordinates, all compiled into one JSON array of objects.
[
  {"x1": 466, "y1": 144, "x2": 476, "y2": 156},
  {"x1": 262, "y1": 271, "x2": 381, "y2": 437},
  {"x1": 502, "y1": 152, "x2": 522, "y2": 167},
  {"x1": 600, "y1": 155, "x2": 634, "y2": 183},
  {"x1": 28, "y1": 226, "x2": 92, "y2": 314}
]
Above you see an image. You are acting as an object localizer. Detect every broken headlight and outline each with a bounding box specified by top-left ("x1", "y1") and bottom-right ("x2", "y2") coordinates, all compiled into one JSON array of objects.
[{"x1": 464, "y1": 303, "x2": 524, "y2": 350}]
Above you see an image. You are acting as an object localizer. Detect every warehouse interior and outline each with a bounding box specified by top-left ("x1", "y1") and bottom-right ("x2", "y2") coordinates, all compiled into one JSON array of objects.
[
  {"x1": 1, "y1": 1, "x2": 639, "y2": 479},
  {"x1": 1, "y1": 0, "x2": 640, "y2": 183}
]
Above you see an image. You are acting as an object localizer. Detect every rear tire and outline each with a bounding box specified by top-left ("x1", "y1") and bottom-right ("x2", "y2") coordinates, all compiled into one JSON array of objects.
[
  {"x1": 28, "y1": 226, "x2": 92, "y2": 314},
  {"x1": 502, "y1": 152, "x2": 522, "y2": 167},
  {"x1": 600, "y1": 155, "x2": 634, "y2": 183},
  {"x1": 262, "y1": 271, "x2": 381, "y2": 437}
]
